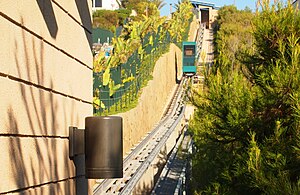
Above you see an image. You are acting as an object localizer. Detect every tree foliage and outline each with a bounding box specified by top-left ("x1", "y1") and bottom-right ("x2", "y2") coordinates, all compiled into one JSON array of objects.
[
  {"x1": 214, "y1": 5, "x2": 254, "y2": 71},
  {"x1": 93, "y1": 9, "x2": 131, "y2": 31},
  {"x1": 93, "y1": 1, "x2": 193, "y2": 112},
  {"x1": 168, "y1": 0, "x2": 193, "y2": 43},
  {"x1": 92, "y1": 0, "x2": 165, "y2": 30},
  {"x1": 190, "y1": 2, "x2": 300, "y2": 194}
]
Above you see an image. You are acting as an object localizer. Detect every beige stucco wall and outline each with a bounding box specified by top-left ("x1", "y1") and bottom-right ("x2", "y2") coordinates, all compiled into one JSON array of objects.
[
  {"x1": 211, "y1": 9, "x2": 218, "y2": 28},
  {"x1": 0, "y1": 0, "x2": 93, "y2": 194},
  {"x1": 189, "y1": 16, "x2": 199, "y2": 41}
]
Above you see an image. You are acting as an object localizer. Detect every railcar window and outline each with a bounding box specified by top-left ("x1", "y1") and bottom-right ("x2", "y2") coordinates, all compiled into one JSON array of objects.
[{"x1": 184, "y1": 45, "x2": 195, "y2": 57}]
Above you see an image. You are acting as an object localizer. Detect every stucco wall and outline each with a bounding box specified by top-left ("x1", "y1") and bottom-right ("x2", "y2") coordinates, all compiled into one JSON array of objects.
[
  {"x1": 0, "y1": 1, "x2": 93, "y2": 194},
  {"x1": 189, "y1": 16, "x2": 199, "y2": 41}
]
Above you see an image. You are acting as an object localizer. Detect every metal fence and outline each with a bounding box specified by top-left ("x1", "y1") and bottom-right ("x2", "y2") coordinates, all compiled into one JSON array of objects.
[
  {"x1": 93, "y1": 16, "x2": 193, "y2": 115},
  {"x1": 92, "y1": 28, "x2": 114, "y2": 44},
  {"x1": 93, "y1": 26, "x2": 171, "y2": 115}
]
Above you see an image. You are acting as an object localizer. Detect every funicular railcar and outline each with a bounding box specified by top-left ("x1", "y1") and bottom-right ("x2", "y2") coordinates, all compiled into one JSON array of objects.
[{"x1": 182, "y1": 41, "x2": 197, "y2": 76}]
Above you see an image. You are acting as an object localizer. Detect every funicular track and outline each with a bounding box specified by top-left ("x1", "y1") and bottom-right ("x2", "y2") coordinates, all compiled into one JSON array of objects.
[
  {"x1": 150, "y1": 24, "x2": 206, "y2": 194},
  {"x1": 93, "y1": 78, "x2": 188, "y2": 194},
  {"x1": 94, "y1": 20, "x2": 205, "y2": 195}
]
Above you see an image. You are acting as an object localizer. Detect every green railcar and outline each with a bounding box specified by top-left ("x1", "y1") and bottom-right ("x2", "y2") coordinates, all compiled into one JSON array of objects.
[{"x1": 182, "y1": 41, "x2": 196, "y2": 76}]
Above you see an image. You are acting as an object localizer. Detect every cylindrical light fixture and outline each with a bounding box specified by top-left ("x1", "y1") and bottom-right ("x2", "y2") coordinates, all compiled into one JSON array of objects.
[{"x1": 85, "y1": 116, "x2": 123, "y2": 179}]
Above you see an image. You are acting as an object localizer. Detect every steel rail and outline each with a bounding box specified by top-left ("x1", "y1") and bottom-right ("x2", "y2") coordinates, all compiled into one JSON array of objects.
[
  {"x1": 119, "y1": 104, "x2": 186, "y2": 194},
  {"x1": 93, "y1": 78, "x2": 187, "y2": 194},
  {"x1": 150, "y1": 125, "x2": 187, "y2": 194}
]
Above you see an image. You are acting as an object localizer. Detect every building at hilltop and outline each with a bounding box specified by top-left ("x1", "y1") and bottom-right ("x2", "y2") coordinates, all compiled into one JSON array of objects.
[
  {"x1": 190, "y1": 1, "x2": 219, "y2": 29},
  {"x1": 92, "y1": 0, "x2": 121, "y2": 11}
]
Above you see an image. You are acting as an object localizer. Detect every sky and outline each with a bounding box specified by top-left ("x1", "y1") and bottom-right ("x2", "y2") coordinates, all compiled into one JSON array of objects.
[{"x1": 160, "y1": 0, "x2": 290, "y2": 16}]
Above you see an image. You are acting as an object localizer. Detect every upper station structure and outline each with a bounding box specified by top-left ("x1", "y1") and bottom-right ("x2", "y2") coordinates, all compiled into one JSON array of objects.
[{"x1": 190, "y1": 1, "x2": 219, "y2": 29}]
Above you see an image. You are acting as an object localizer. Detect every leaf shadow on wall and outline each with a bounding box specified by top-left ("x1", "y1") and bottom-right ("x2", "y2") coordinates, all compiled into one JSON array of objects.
[{"x1": 2, "y1": 18, "x2": 86, "y2": 194}]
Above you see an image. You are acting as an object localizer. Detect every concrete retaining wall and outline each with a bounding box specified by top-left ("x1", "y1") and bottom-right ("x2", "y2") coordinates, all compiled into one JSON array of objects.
[
  {"x1": 119, "y1": 17, "x2": 197, "y2": 155},
  {"x1": 119, "y1": 43, "x2": 182, "y2": 155}
]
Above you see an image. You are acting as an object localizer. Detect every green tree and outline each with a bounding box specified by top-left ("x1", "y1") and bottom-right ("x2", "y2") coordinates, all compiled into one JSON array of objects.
[
  {"x1": 92, "y1": 9, "x2": 131, "y2": 31},
  {"x1": 150, "y1": 0, "x2": 166, "y2": 9},
  {"x1": 214, "y1": 5, "x2": 254, "y2": 72},
  {"x1": 190, "y1": 2, "x2": 300, "y2": 194}
]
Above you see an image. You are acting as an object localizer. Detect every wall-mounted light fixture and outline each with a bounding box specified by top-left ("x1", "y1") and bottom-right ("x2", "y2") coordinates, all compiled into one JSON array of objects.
[{"x1": 69, "y1": 116, "x2": 123, "y2": 179}]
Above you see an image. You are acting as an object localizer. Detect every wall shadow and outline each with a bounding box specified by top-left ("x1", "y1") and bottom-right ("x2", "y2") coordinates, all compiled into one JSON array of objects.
[
  {"x1": 37, "y1": 0, "x2": 58, "y2": 38},
  {"x1": 74, "y1": 155, "x2": 88, "y2": 195},
  {"x1": 1, "y1": 15, "x2": 87, "y2": 193},
  {"x1": 133, "y1": 145, "x2": 170, "y2": 194},
  {"x1": 36, "y1": 0, "x2": 92, "y2": 49},
  {"x1": 75, "y1": 0, "x2": 93, "y2": 48},
  {"x1": 153, "y1": 146, "x2": 168, "y2": 185},
  {"x1": 134, "y1": 182, "x2": 153, "y2": 195},
  {"x1": 175, "y1": 53, "x2": 180, "y2": 84}
]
